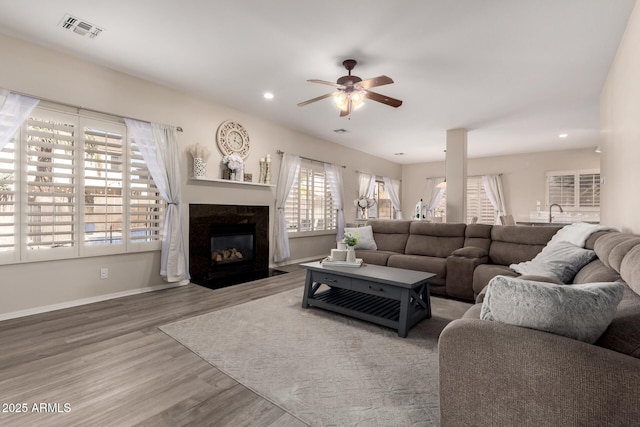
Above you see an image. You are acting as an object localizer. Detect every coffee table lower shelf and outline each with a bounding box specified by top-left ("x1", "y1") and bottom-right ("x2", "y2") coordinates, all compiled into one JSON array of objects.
[{"x1": 309, "y1": 287, "x2": 402, "y2": 330}]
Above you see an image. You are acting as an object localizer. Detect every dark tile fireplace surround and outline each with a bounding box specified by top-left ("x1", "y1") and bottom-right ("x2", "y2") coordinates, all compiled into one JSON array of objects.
[{"x1": 189, "y1": 204, "x2": 284, "y2": 289}]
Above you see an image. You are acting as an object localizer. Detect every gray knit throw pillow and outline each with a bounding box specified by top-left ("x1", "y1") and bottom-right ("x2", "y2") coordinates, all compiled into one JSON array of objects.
[{"x1": 481, "y1": 275, "x2": 624, "y2": 343}]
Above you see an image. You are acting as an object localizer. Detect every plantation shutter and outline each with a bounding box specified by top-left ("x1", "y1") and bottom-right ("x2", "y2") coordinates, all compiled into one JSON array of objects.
[
  {"x1": 129, "y1": 138, "x2": 164, "y2": 244},
  {"x1": 546, "y1": 169, "x2": 599, "y2": 210},
  {"x1": 25, "y1": 112, "x2": 77, "y2": 256},
  {"x1": 547, "y1": 172, "x2": 576, "y2": 208},
  {"x1": 82, "y1": 122, "x2": 125, "y2": 247},
  {"x1": 283, "y1": 159, "x2": 335, "y2": 233},
  {"x1": 466, "y1": 177, "x2": 495, "y2": 224},
  {"x1": 0, "y1": 138, "x2": 16, "y2": 256},
  {"x1": 579, "y1": 172, "x2": 600, "y2": 208}
]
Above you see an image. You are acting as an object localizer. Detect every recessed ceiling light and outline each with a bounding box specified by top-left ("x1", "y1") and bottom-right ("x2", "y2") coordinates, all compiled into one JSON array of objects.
[
  {"x1": 263, "y1": 92, "x2": 274, "y2": 100},
  {"x1": 559, "y1": 133, "x2": 568, "y2": 138},
  {"x1": 394, "y1": 152, "x2": 405, "y2": 156},
  {"x1": 333, "y1": 129, "x2": 349, "y2": 134}
]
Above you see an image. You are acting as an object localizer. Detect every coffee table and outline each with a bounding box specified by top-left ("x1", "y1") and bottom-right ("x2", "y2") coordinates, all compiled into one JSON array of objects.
[{"x1": 300, "y1": 261, "x2": 435, "y2": 337}]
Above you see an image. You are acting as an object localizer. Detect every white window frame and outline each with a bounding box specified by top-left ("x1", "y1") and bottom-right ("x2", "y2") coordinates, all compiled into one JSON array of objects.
[
  {"x1": 0, "y1": 103, "x2": 164, "y2": 265},
  {"x1": 284, "y1": 159, "x2": 336, "y2": 237},
  {"x1": 545, "y1": 168, "x2": 600, "y2": 211}
]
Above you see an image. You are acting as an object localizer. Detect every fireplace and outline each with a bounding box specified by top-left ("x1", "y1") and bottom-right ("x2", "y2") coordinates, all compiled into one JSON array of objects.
[
  {"x1": 189, "y1": 204, "x2": 283, "y2": 289},
  {"x1": 210, "y1": 223, "x2": 255, "y2": 271}
]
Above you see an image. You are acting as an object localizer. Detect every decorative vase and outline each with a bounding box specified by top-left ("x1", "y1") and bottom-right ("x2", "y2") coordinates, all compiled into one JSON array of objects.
[
  {"x1": 193, "y1": 158, "x2": 206, "y2": 177},
  {"x1": 346, "y1": 245, "x2": 356, "y2": 263}
]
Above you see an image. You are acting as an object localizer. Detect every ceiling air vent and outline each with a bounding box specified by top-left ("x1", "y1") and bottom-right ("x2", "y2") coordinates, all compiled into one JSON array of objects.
[{"x1": 59, "y1": 14, "x2": 103, "y2": 39}]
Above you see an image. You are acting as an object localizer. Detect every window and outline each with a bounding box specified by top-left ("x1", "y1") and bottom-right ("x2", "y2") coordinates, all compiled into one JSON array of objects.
[
  {"x1": 0, "y1": 105, "x2": 164, "y2": 265},
  {"x1": 436, "y1": 177, "x2": 496, "y2": 224},
  {"x1": 546, "y1": 169, "x2": 600, "y2": 210},
  {"x1": 466, "y1": 177, "x2": 496, "y2": 224},
  {"x1": 284, "y1": 159, "x2": 336, "y2": 233},
  {"x1": 371, "y1": 180, "x2": 393, "y2": 220}
]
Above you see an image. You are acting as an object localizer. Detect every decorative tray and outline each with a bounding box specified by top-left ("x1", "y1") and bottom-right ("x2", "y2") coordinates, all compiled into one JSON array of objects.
[{"x1": 320, "y1": 257, "x2": 363, "y2": 267}]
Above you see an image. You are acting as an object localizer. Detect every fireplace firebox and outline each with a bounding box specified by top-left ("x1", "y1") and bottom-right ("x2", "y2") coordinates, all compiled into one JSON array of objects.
[{"x1": 189, "y1": 204, "x2": 284, "y2": 289}]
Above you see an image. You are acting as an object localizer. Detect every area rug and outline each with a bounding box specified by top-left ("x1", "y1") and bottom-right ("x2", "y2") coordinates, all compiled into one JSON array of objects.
[{"x1": 160, "y1": 287, "x2": 470, "y2": 426}]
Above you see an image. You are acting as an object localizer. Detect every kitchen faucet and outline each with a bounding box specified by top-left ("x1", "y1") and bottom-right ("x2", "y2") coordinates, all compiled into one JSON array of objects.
[{"x1": 549, "y1": 203, "x2": 564, "y2": 223}]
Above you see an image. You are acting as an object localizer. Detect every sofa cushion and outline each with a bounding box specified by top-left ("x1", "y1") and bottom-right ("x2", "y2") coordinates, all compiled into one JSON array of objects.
[
  {"x1": 489, "y1": 225, "x2": 561, "y2": 266},
  {"x1": 355, "y1": 249, "x2": 398, "y2": 266},
  {"x1": 387, "y1": 254, "x2": 446, "y2": 287},
  {"x1": 405, "y1": 222, "x2": 466, "y2": 257},
  {"x1": 366, "y1": 220, "x2": 412, "y2": 253},
  {"x1": 473, "y1": 264, "x2": 518, "y2": 296},
  {"x1": 480, "y1": 276, "x2": 625, "y2": 343},
  {"x1": 510, "y1": 241, "x2": 596, "y2": 283},
  {"x1": 451, "y1": 247, "x2": 487, "y2": 258},
  {"x1": 463, "y1": 224, "x2": 493, "y2": 253},
  {"x1": 573, "y1": 259, "x2": 622, "y2": 284},
  {"x1": 596, "y1": 284, "x2": 640, "y2": 358}
]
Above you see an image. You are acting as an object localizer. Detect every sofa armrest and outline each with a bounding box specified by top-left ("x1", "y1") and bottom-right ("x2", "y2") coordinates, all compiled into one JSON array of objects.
[
  {"x1": 439, "y1": 318, "x2": 640, "y2": 427},
  {"x1": 445, "y1": 249, "x2": 488, "y2": 301}
]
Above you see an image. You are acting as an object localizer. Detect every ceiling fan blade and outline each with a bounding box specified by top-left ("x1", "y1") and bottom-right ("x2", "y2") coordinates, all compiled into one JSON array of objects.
[
  {"x1": 339, "y1": 98, "x2": 351, "y2": 117},
  {"x1": 357, "y1": 75, "x2": 394, "y2": 89},
  {"x1": 363, "y1": 90, "x2": 403, "y2": 108},
  {"x1": 308, "y1": 79, "x2": 345, "y2": 89},
  {"x1": 297, "y1": 92, "x2": 334, "y2": 107}
]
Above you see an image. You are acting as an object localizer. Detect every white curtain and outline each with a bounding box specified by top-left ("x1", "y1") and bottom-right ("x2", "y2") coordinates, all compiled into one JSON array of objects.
[
  {"x1": 383, "y1": 177, "x2": 403, "y2": 219},
  {"x1": 124, "y1": 118, "x2": 189, "y2": 282},
  {"x1": 0, "y1": 90, "x2": 39, "y2": 151},
  {"x1": 274, "y1": 153, "x2": 301, "y2": 263},
  {"x1": 357, "y1": 172, "x2": 376, "y2": 199},
  {"x1": 482, "y1": 174, "x2": 507, "y2": 224},
  {"x1": 425, "y1": 177, "x2": 445, "y2": 217},
  {"x1": 325, "y1": 163, "x2": 346, "y2": 240}
]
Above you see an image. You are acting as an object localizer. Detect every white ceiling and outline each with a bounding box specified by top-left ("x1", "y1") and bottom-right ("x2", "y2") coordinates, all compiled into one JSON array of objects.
[{"x1": 0, "y1": 1, "x2": 635, "y2": 164}]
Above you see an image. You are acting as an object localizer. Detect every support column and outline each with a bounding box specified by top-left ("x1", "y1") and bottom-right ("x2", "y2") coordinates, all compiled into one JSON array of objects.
[{"x1": 445, "y1": 129, "x2": 467, "y2": 223}]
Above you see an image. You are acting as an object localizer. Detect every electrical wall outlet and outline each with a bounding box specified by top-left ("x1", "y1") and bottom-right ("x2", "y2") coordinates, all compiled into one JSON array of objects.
[{"x1": 100, "y1": 268, "x2": 109, "y2": 279}]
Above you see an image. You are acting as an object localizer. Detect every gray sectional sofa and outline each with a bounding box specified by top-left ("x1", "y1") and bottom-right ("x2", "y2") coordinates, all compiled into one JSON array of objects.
[
  {"x1": 358, "y1": 219, "x2": 640, "y2": 425},
  {"x1": 439, "y1": 231, "x2": 640, "y2": 426}
]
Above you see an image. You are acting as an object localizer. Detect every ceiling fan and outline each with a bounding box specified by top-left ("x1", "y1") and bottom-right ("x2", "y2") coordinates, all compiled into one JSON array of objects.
[{"x1": 298, "y1": 59, "x2": 403, "y2": 117}]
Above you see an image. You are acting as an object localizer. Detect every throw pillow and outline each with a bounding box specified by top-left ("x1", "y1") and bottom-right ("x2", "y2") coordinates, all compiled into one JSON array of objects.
[
  {"x1": 344, "y1": 226, "x2": 377, "y2": 250},
  {"x1": 510, "y1": 241, "x2": 596, "y2": 283},
  {"x1": 480, "y1": 275, "x2": 625, "y2": 343}
]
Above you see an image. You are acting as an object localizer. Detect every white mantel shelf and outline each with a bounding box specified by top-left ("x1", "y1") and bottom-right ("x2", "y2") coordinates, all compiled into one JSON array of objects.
[{"x1": 189, "y1": 176, "x2": 275, "y2": 188}]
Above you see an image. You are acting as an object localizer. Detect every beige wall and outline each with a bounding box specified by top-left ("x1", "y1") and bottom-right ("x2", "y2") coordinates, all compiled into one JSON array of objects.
[
  {"x1": 402, "y1": 148, "x2": 600, "y2": 223},
  {"x1": 600, "y1": 2, "x2": 640, "y2": 233},
  {"x1": 0, "y1": 33, "x2": 401, "y2": 317}
]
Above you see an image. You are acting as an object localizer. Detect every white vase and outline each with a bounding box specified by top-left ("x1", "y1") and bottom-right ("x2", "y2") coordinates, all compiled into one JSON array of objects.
[
  {"x1": 346, "y1": 245, "x2": 356, "y2": 263},
  {"x1": 193, "y1": 158, "x2": 206, "y2": 177}
]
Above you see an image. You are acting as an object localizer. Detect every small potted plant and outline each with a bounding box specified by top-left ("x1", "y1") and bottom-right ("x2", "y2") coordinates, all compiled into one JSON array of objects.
[{"x1": 343, "y1": 231, "x2": 359, "y2": 263}]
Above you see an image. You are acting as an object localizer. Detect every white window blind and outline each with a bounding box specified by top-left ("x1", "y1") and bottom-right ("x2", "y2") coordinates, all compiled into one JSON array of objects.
[
  {"x1": 129, "y1": 139, "x2": 163, "y2": 244},
  {"x1": 436, "y1": 176, "x2": 496, "y2": 224},
  {"x1": 466, "y1": 177, "x2": 496, "y2": 224},
  {"x1": 25, "y1": 113, "x2": 77, "y2": 253},
  {"x1": 0, "y1": 105, "x2": 164, "y2": 265},
  {"x1": 83, "y1": 123, "x2": 124, "y2": 247},
  {"x1": 0, "y1": 138, "x2": 16, "y2": 256},
  {"x1": 284, "y1": 159, "x2": 336, "y2": 233},
  {"x1": 546, "y1": 169, "x2": 600, "y2": 210}
]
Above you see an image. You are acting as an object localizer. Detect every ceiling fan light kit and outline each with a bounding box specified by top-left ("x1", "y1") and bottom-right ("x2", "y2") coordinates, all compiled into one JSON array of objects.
[{"x1": 298, "y1": 59, "x2": 402, "y2": 117}]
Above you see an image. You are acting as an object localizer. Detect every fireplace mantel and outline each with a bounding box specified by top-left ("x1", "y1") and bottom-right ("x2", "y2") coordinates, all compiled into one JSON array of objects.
[{"x1": 190, "y1": 176, "x2": 275, "y2": 188}]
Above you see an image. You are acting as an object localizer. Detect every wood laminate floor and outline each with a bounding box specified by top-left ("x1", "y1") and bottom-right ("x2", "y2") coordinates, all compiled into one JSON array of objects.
[{"x1": 0, "y1": 268, "x2": 309, "y2": 427}]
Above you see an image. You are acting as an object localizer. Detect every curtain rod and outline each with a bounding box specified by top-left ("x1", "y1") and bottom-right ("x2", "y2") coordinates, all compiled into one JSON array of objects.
[
  {"x1": 9, "y1": 89, "x2": 183, "y2": 132},
  {"x1": 276, "y1": 150, "x2": 346, "y2": 168}
]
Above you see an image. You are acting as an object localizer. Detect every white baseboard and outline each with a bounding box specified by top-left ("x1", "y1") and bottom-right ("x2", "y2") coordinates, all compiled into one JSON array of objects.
[{"x1": 0, "y1": 280, "x2": 190, "y2": 322}]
